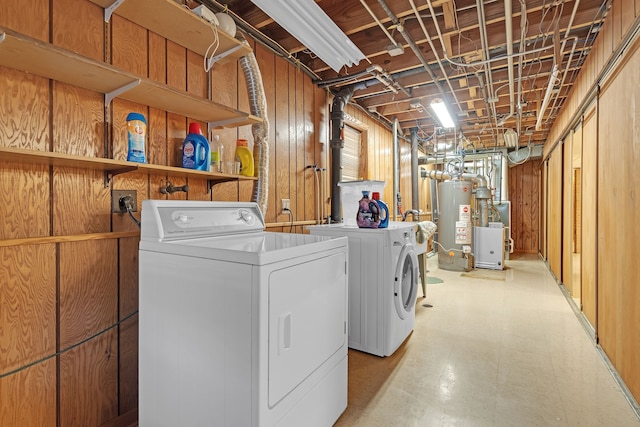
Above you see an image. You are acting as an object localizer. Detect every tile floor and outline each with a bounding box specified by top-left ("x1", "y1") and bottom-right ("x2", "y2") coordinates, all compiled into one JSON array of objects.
[{"x1": 334, "y1": 254, "x2": 640, "y2": 427}]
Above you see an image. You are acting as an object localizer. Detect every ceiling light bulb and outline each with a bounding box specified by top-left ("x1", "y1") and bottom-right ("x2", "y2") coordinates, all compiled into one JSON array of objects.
[{"x1": 430, "y1": 99, "x2": 455, "y2": 128}]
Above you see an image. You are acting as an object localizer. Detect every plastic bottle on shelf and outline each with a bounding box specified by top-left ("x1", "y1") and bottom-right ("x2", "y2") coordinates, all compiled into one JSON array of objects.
[
  {"x1": 126, "y1": 112, "x2": 146, "y2": 163},
  {"x1": 209, "y1": 134, "x2": 224, "y2": 173},
  {"x1": 356, "y1": 190, "x2": 380, "y2": 228},
  {"x1": 235, "y1": 139, "x2": 254, "y2": 177},
  {"x1": 371, "y1": 192, "x2": 389, "y2": 228},
  {"x1": 182, "y1": 123, "x2": 210, "y2": 171}
]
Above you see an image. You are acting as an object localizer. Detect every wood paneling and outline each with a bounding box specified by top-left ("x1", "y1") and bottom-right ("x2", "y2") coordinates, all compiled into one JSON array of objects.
[
  {"x1": 0, "y1": 359, "x2": 56, "y2": 426},
  {"x1": 581, "y1": 104, "x2": 597, "y2": 329},
  {"x1": 303, "y1": 73, "x2": 316, "y2": 222},
  {"x1": 508, "y1": 159, "x2": 541, "y2": 253},
  {"x1": 597, "y1": 36, "x2": 640, "y2": 400},
  {"x1": 274, "y1": 56, "x2": 290, "y2": 224},
  {"x1": 0, "y1": 244, "x2": 56, "y2": 372},
  {"x1": 0, "y1": 67, "x2": 50, "y2": 151},
  {"x1": 547, "y1": 147, "x2": 562, "y2": 279},
  {"x1": 53, "y1": 0, "x2": 103, "y2": 61},
  {"x1": 59, "y1": 329, "x2": 118, "y2": 427},
  {"x1": 562, "y1": 139, "x2": 573, "y2": 291},
  {"x1": 59, "y1": 239, "x2": 118, "y2": 349},
  {"x1": 0, "y1": 162, "x2": 50, "y2": 239},
  {"x1": 118, "y1": 316, "x2": 138, "y2": 414}
]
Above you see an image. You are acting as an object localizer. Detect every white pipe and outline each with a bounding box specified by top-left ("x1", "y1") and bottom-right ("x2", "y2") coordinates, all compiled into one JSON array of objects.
[
  {"x1": 408, "y1": 0, "x2": 464, "y2": 115},
  {"x1": 504, "y1": 0, "x2": 515, "y2": 124},
  {"x1": 358, "y1": 0, "x2": 397, "y2": 46}
]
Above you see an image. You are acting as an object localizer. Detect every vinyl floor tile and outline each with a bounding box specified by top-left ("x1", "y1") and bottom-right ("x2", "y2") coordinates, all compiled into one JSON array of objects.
[{"x1": 334, "y1": 255, "x2": 640, "y2": 427}]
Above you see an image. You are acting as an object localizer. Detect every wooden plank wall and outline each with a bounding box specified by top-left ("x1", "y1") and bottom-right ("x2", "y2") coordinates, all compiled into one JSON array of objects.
[
  {"x1": 581, "y1": 105, "x2": 597, "y2": 329},
  {"x1": 342, "y1": 106, "x2": 423, "y2": 219},
  {"x1": 597, "y1": 33, "x2": 640, "y2": 401},
  {"x1": 562, "y1": 137, "x2": 573, "y2": 292},
  {"x1": 541, "y1": 0, "x2": 640, "y2": 405},
  {"x1": 0, "y1": 1, "x2": 410, "y2": 425},
  {"x1": 546, "y1": 149, "x2": 562, "y2": 279},
  {"x1": 508, "y1": 159, "x2": 541, "y2": 253}
]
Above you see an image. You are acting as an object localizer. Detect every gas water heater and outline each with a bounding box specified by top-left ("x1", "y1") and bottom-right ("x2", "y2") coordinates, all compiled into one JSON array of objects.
[
  {"x1": 437, "y1": 180, "x2": 474, "y2": 271},
  {"x1": 426, "y1": 166, "x2": 498, "y2": 272}
]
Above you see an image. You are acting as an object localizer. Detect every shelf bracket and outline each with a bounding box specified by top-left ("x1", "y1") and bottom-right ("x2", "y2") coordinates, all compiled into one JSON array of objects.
[
  {"x1": 206, "y1": 44, "x2": 244, "y2": 70},
  {"x1": 208, "y1": 115, "x2": 250, "y2": 129},
  {"x1": 104, "y1": 166, "x2": 138, "y2": 188},
  {"x1": 104, "y1": 0, "x2": 126, "y2": 22},
  {"x1": 105, "y1": 79, "x2": 141, "y2": 119}
]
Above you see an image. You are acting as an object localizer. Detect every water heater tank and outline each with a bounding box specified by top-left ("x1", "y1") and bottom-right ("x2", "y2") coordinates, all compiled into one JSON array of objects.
[{"x1": 438, "y1": 180, "x2": 473, "y2": 271}]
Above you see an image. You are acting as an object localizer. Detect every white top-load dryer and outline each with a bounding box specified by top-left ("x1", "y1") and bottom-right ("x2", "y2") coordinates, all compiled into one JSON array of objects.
[
  {"x1": 308, "y1": 221, "x2": 421, "y2": 357},
  {"x1": 139, "y1": 200, "x2": 348, "y2": 427}
]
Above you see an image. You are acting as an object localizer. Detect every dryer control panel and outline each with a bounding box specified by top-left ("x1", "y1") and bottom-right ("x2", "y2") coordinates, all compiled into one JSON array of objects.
[{"x1": 141, "y1": 200, "x2": 265, "y2": 242}]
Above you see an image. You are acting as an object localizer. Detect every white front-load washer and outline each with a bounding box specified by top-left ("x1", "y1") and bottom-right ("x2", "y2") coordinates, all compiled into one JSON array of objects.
[
  {"x1": 308, "y1": 221, "x2": 420, "y2": 357},
  {"x1": 139, "y1": 200, "x2": 348, "y2": 427}
]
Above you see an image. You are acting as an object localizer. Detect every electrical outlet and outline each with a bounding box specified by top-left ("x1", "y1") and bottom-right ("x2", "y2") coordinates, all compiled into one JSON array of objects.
[
  {"x1": 281, "y1": 198, "x2": 290, "y2": 213},
  {"x1": 112, "y1": 190, "x2": 137, "y2": 213}
]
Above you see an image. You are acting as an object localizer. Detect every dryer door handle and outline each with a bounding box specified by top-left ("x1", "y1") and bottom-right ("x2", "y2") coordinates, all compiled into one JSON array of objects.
[{"x1": 279, "y1": 312, "x2": 292, "y2": 354}]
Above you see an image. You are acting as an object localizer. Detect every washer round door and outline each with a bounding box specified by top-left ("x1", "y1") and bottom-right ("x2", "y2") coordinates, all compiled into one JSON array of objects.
[{"x1": 393, "y1": 243, "x2": 419, "y2": 319}]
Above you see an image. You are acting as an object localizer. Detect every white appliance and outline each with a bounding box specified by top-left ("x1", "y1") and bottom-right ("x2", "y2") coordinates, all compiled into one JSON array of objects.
[
  {"x1": 138, "y1": 200, "x2": 348, "y2": 427},
  {"x1": 308, "y1": 221, "x2": 421, "y2": 357}
]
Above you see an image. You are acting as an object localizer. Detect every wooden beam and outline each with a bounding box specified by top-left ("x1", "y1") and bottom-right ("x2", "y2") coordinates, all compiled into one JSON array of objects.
[{"x1": 443, "y1": 0, "x2": 456, "y2": 29}]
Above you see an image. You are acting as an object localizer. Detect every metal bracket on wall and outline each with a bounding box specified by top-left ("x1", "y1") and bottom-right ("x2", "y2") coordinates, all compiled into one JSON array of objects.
[
  {"x1": 206, "y1": 44, "x2": 244, "y2": 70},
  {"x1": 104, "y1": 166, "x2": 137, "y2": 188},
  {"x1": 104, "y1": 0, "x2": 126, "y2": 22},
  {"x1": 105, "y1": 80, "x2": 141, "y2": 117}
]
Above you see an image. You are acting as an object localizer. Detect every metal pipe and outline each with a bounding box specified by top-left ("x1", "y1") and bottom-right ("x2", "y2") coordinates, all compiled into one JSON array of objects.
[
  {"x1": 504, "y1": 0, "x2": 515, "y2": 124},
  {"x1": 408, "y1": 0, "x2": 464, "y2": 114},
  {"x1": 376, "y1": 0, "x2": 450, "y2": 106},
  {"x1": 329, "y1": 88, "x2": 355, "y2": 223},
  {"x1": 475, "y1": 0, "x2": 498, "y2": 129},
  {"x1": 393, "y1": 116, "x2": 400, "y2": 219},
  {"x1": 358, "y1": 0, "x2": 398, "y2": 46},
  {"x1": 411, "y1": 127, "x2": 419, "y2": 214}
]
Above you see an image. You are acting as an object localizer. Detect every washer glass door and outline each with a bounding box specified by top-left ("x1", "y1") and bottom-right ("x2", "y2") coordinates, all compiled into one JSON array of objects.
[{"x1": 394, "y1": 244, "x2": 419, "y2": 319}]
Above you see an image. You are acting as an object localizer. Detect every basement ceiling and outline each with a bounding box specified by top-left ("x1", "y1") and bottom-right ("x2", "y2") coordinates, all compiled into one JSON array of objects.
[{"x1": 202, "y1": 0, "x2": 611, "y2": 151}]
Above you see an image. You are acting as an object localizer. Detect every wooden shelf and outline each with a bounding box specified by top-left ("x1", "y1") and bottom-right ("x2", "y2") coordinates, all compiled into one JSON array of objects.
[
  {"x1": 0, "y1": 27, "x2": 260, "y2": 128},
  {"x1": 89, "y1": 0, "x2": 252, "y2": 65},
  {"x1": 134, "y1": 163, "x2": 257, "y2": 186},
  {"x1": 0, "y1": 147, "x2": 256, "y2": 188},
  {"x1": 0, "y1": 146, "x2": 136, "y2": 173}
]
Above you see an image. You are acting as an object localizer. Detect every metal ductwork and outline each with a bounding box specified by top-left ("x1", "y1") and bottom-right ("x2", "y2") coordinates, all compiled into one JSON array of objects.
[
  {"x1": 239, "y1": 37, "x2": 270, "y2": 216},
  {"x1": 329, "y1": 87, "x2": 355, "y2": 223}
]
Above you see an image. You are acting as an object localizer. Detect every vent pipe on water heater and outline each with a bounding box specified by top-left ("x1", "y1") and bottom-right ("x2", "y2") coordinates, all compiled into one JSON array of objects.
[{"x1": 329, "y1": 87, "x2": 355, "y2": 223}]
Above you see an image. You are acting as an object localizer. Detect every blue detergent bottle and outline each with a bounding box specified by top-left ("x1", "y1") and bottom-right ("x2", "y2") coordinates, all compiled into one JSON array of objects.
[
  {"x1": 372, "y1": 192, "x2": 389, "y2": 228},
  {"x1": 182, "y1": 123, "x2": 210, "y2": 171}
]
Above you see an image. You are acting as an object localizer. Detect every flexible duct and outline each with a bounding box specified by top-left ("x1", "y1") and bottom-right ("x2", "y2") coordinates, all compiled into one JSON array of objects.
[{"x1": 239, "y1": 37, "x2": 270, "y2": 216}]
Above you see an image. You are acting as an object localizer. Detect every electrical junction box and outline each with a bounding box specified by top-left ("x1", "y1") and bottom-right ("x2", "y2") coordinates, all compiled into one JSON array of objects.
[{"x1": 191, "y1": 4, "x2": 218, "y2": 25}]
